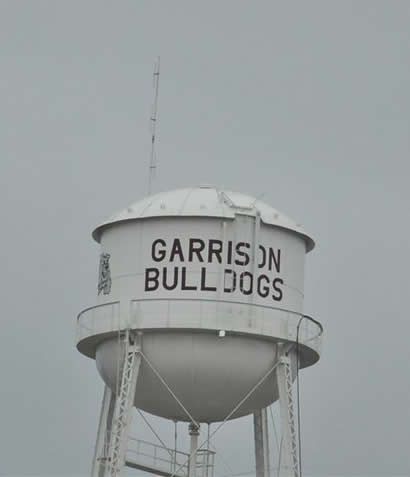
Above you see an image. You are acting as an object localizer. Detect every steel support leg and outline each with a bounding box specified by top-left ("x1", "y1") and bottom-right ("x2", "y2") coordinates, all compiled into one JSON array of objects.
[
  {"x1": 107, "y1": 330, "x2": 142, "y2": 477},
  {"x1": 91, "y1": 385, "x2": 116, "y2": 477},
  {"x1": 188, "y1": 423, "x2": 200, "y2": 477},
  {"x1": 254, "y1": 408, "x2": 270, "y2": 477},
  {"x1": 276, "y1": 353, "x2": 299, "y2": 477}
]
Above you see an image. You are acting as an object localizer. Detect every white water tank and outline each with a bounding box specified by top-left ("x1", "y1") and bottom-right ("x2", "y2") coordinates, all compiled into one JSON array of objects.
[{"x1": 77, "y1": 186, "x2": 321, "y2": 423}]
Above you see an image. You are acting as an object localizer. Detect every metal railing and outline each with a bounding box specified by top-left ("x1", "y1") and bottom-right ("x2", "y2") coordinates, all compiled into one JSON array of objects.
[
  {"x1": 112, "y1": 435, "x2": 214, "y2": 477},
  {"x1": 195, "y1": 447, "x2": 216, "y2": 477},
  {"x1": 76, "y1": 300, "x2": 120, "y2": 343},
  {"x1": 127, "y1": 437, "x2": 189, "y2": 476},
  {"x1": 77, "y1": 298, "x2": 323, "y2": 357},
  {"x1": 97, "y1": 432, "x2": 215, "y2": 477}
]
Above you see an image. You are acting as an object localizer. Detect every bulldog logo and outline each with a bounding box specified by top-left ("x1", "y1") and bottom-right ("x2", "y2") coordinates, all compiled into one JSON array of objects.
[{"x1": 98, "y1": 253, "x2": 111, "y2": 295}]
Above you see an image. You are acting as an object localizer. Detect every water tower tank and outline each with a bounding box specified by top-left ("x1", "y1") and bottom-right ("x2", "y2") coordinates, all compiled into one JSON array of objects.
[{"x1": 77, "y1": 186, "x2": 321, "y2": 423}]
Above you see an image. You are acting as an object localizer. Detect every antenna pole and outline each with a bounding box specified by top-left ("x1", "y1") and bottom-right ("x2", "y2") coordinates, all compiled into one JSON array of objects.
[{"x1": 148, "y1": 56, "x2": 160, "y2": 195}]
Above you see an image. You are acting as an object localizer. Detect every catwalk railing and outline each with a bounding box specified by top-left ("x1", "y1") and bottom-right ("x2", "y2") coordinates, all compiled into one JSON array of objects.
[
  {"x1": 77, "y1": 298, "x2": 323, "y2": 358},
  {"x1": 98, "y1": 433, "x2": 215, "y2": 477}
]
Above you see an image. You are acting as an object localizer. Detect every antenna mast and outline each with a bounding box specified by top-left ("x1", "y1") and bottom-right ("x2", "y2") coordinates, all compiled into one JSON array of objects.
[{"x1": 148, "y1": 56, "x2": 160, "y2": 195}]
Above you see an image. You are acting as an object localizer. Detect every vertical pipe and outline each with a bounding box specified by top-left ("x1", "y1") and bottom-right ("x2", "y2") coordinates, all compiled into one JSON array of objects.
[{"x1": 189, "y1": 423, "x2": 200, "y2": 477}]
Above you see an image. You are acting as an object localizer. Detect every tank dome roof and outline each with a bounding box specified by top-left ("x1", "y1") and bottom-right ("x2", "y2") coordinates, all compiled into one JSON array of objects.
[{"x1": 92, "y1": 186, "x2": 314, "y2": 252}]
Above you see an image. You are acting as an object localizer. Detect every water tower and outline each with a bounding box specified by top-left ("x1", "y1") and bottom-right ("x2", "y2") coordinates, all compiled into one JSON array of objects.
[{"x1": 76, "y1": 186, "x2": 323, "y2": 477}]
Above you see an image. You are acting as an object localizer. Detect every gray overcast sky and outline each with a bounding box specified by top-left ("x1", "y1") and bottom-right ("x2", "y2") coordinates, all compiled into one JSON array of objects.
[{"x1": 1, "y1": 1, "x2": 409, "y2": 476}]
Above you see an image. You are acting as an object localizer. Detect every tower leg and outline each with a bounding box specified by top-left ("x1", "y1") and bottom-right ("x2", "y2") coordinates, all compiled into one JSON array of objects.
[
  {"x1": 253, "y1": 408, "x2": 270, "y2": 477},
  {"x1": 276, "y1": 352, "x2": 299, "y2": 477},
  {"x1": 107, "y1": 331, "x2": 142, "y2": 477},
  {"x1": 91, "y1": 385, "x2": 116, "y2": 477},
  {"x1": 188, "y1": 423, "x2": 200, "y2": 477}
]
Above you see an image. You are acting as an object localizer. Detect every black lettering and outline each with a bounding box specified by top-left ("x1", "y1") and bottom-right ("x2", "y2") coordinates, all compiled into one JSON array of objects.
[
  {"x1": 257, "y1": 274, "x2": 270, "y2": 298},
  {"x1": 272, "y1": 278, "x2": 283, "y2": 301},
  {"x1": 258, "y1": 245, "x2": 266, "y2": 268},
  {"x1": 224, "y1": 269, "x2": 236, "y2": 292},
  {"x1": 226, "y1": 241, "x2": 233, "y2": 265},
  {"x1": 181, "y1": 267, "x2": 197, "y2": 290},
  {"x1": 152, "y1": 239, "x2": 166, "y2": 262},
  {"x1": 239, "y1": 271, "x2": 253, "y2": 295},
  {"x1": 200, "y1": 267, "x2": 217, "y2": 291},
  {"x1": 145, "y1": 268, "x2": 159, "y2": 291},
  {"x1": 163, "y1": 267, "x2": 178, "y2": 290},
  {"x1": 189, "y1": 238, "x2": 205, "y2": 262},
  {"x1": 235, "y1": 242, "x2": 250, "y2": 266},
  {"x1": 269, "y1": 248, "x2": 281, "y2": 273},
  {"x1": 208, "y1": 239, "x2": 223, "y2": 263},
  {"x1": 170, "y1": 239, "x2": 185, "y2": 262}
]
